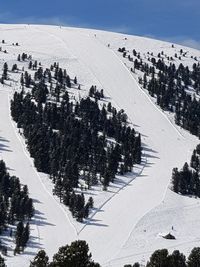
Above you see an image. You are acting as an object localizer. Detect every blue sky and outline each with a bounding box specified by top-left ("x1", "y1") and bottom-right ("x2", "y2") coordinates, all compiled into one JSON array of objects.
[{"x1": 0, "y1": 0, "x2": 199, "y2": 49}]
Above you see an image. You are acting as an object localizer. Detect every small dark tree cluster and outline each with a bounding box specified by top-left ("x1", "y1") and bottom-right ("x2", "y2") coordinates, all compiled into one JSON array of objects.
[
  {"x1": 89, "y1": 85, "x2": 104, "y2": 100},
  {"x1": 67, "y1": 193, "x2": 93, "y2": 222},
  {"x1": 172, "y1": 144, "x2": 200, "y2": 197},
  {"x1": 30, "y1": 240, "x2": 100, "y2": 267},
  {"x1": 0, "y1": 62, "x2": 8, "y2": 84},
  {"x1": 11, "y1": 64, "x2": 18, "y2": 72},
  {"x1": 17, "y1": 53, "x2": 32, "y2": 62},
  {"x1": 20, "y1": 71, "x2": 32, "y2": 88}
]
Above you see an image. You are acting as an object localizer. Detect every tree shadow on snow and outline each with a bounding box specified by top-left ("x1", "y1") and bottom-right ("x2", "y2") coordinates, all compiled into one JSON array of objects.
[
  {"x1": 32, "y1": 198, "x2": 43, "y2": 204},
  {"x1": 32, "y1": 209, "x2": 56, "y2": 227},
  {"x1": 0, "y1": 136, "x2": 12, "y2": 153},
  {"x1": 84, "y1": 218, "x2": 108, "y2": 228},
  {"x1": 142, "y1": 143, "x2": 160, "y2": 160}
]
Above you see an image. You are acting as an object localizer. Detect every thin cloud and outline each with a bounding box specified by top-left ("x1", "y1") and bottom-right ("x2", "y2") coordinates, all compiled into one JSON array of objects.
[
  {"x1": 0, "y1": 13, "x2": 89, "y2": 29},
  {"x1": 165, "y1": 36, "x2": 200, "y2": 51},
  {"x1": 106, "y1": 25, "x2": 132, "y2": 34},
  {"x1": 144, "y1": 34, "x2": 200, "y2": 51},
  {"x1": 180, "y1": 39, "x2": 200, "y2": 50},
  {"x1": 10, "y1": 15, "x2": 76, "y2": 27}
]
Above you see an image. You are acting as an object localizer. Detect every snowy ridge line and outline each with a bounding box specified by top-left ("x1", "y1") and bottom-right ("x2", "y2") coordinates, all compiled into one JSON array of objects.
[
  {"x1": 78, "y1": 153, "x2": 147, "y2": 235},
  {"x1": 7, "y1": 92, "x2": 79, "y2": 238},
  {"x1": 34, "y1": 26, "x2": 79, "y2": 63},
  {"x1": 109, "y1": 48, "x2": 184, "y2": 139}
]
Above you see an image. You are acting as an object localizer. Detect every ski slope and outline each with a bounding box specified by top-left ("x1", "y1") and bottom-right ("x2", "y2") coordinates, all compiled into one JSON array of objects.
[{"x1": 0, "y1": 24, "x2": 200, "y2": 266}]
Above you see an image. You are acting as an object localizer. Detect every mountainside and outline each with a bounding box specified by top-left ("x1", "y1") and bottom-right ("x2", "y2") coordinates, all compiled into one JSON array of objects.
[{"x1": 0, "y1": 24, "x2": 200, "y2": 267}]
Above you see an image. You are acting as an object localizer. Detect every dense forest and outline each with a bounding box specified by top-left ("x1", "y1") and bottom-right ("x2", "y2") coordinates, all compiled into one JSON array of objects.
[
  {"x1": 9, "y1": 60, "x2": 142, "y2": 221},
  {"x1": 118, "y1": 46, "x2": 200, "y2": 138},
  {"x1": 124, "y1": 247, "x2": 200, "y2": 267},
  {"x1": 0, "y1": 160, "x2": 34, "y2": 257}
]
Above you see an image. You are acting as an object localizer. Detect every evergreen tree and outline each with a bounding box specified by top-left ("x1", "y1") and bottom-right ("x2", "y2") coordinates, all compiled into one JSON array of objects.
[
  {"x1": 15, "y1": 221, "x2": 24, "y2": 253},
  {"x1": 187, "y1": 247, "x2": 200, "y2": 267},
  {"x1": 146, "y1": 249, "x2": 169, "y2": 267},
  {"x1": 30, "y1": 250, "x2": 49, "y2": 267},
  {"x1": 168, "y1": 250, "x2": 186, "y2": 267},
  {"x1": 3, "y1": 62, "x2": 8, "y2": 80},
  {"x1": 51, "y1": 240, "x2": 99, "y2": 267}
]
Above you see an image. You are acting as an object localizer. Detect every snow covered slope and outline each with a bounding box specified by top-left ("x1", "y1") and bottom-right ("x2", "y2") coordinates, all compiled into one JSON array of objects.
[{"x1": 0, "y1": 24, "x2": 200, "y2": 266}]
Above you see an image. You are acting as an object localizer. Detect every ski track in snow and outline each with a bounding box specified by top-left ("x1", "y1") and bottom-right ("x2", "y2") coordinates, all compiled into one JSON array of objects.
[
  {"x1": 42, "y1": 29, "x2": 181, "y2": 263},
  {"x1": 29, "y1": 26, "x2": 150, "y2": 236},
  {"x1": 0, "y1": 24, "x2": 199, "y2": 266},
  {"x1": 44, "y1": 26, "x2": 198, "y2": 264}
]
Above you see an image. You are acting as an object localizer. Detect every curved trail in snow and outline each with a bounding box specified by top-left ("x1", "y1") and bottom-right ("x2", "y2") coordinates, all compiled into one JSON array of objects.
[
  {"x1": 43, "y1": 27, "x2": 198, "y2": 264},
  {"x1": 30, "y1": 27, "x2": 151, "y2": 237},
  {"x1": 0, "y1": 25, "x2": 198, "y2": 266}
]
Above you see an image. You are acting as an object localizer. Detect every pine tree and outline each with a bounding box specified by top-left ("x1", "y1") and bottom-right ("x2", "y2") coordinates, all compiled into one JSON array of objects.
[
  {"x1": 187, "y1": 247, "x2": 200, "y2": 267},
  {"x1": 168, "y1": 250, "x2": 186, "y2": 267},
  {"x1": 51, "y1": 240, "x2": 98, "y2": 267},
  {"x1": 15, "y1": 221, "x2": 24, "y2": 253},
  {"x1": 30, "y1": 250, "x2": 49, "y2": 267},
  {"x1": 3, "y1": 62, "x2": 8, "y2": 80},
  {"x1": 146, "y1": 249, "x2": 169, "y2": 267}
]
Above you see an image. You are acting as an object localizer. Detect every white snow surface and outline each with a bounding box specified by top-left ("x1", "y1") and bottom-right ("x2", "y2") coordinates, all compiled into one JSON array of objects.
[{"x1": 0, "y1": 24, "x2": 200, "y2": 266}]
